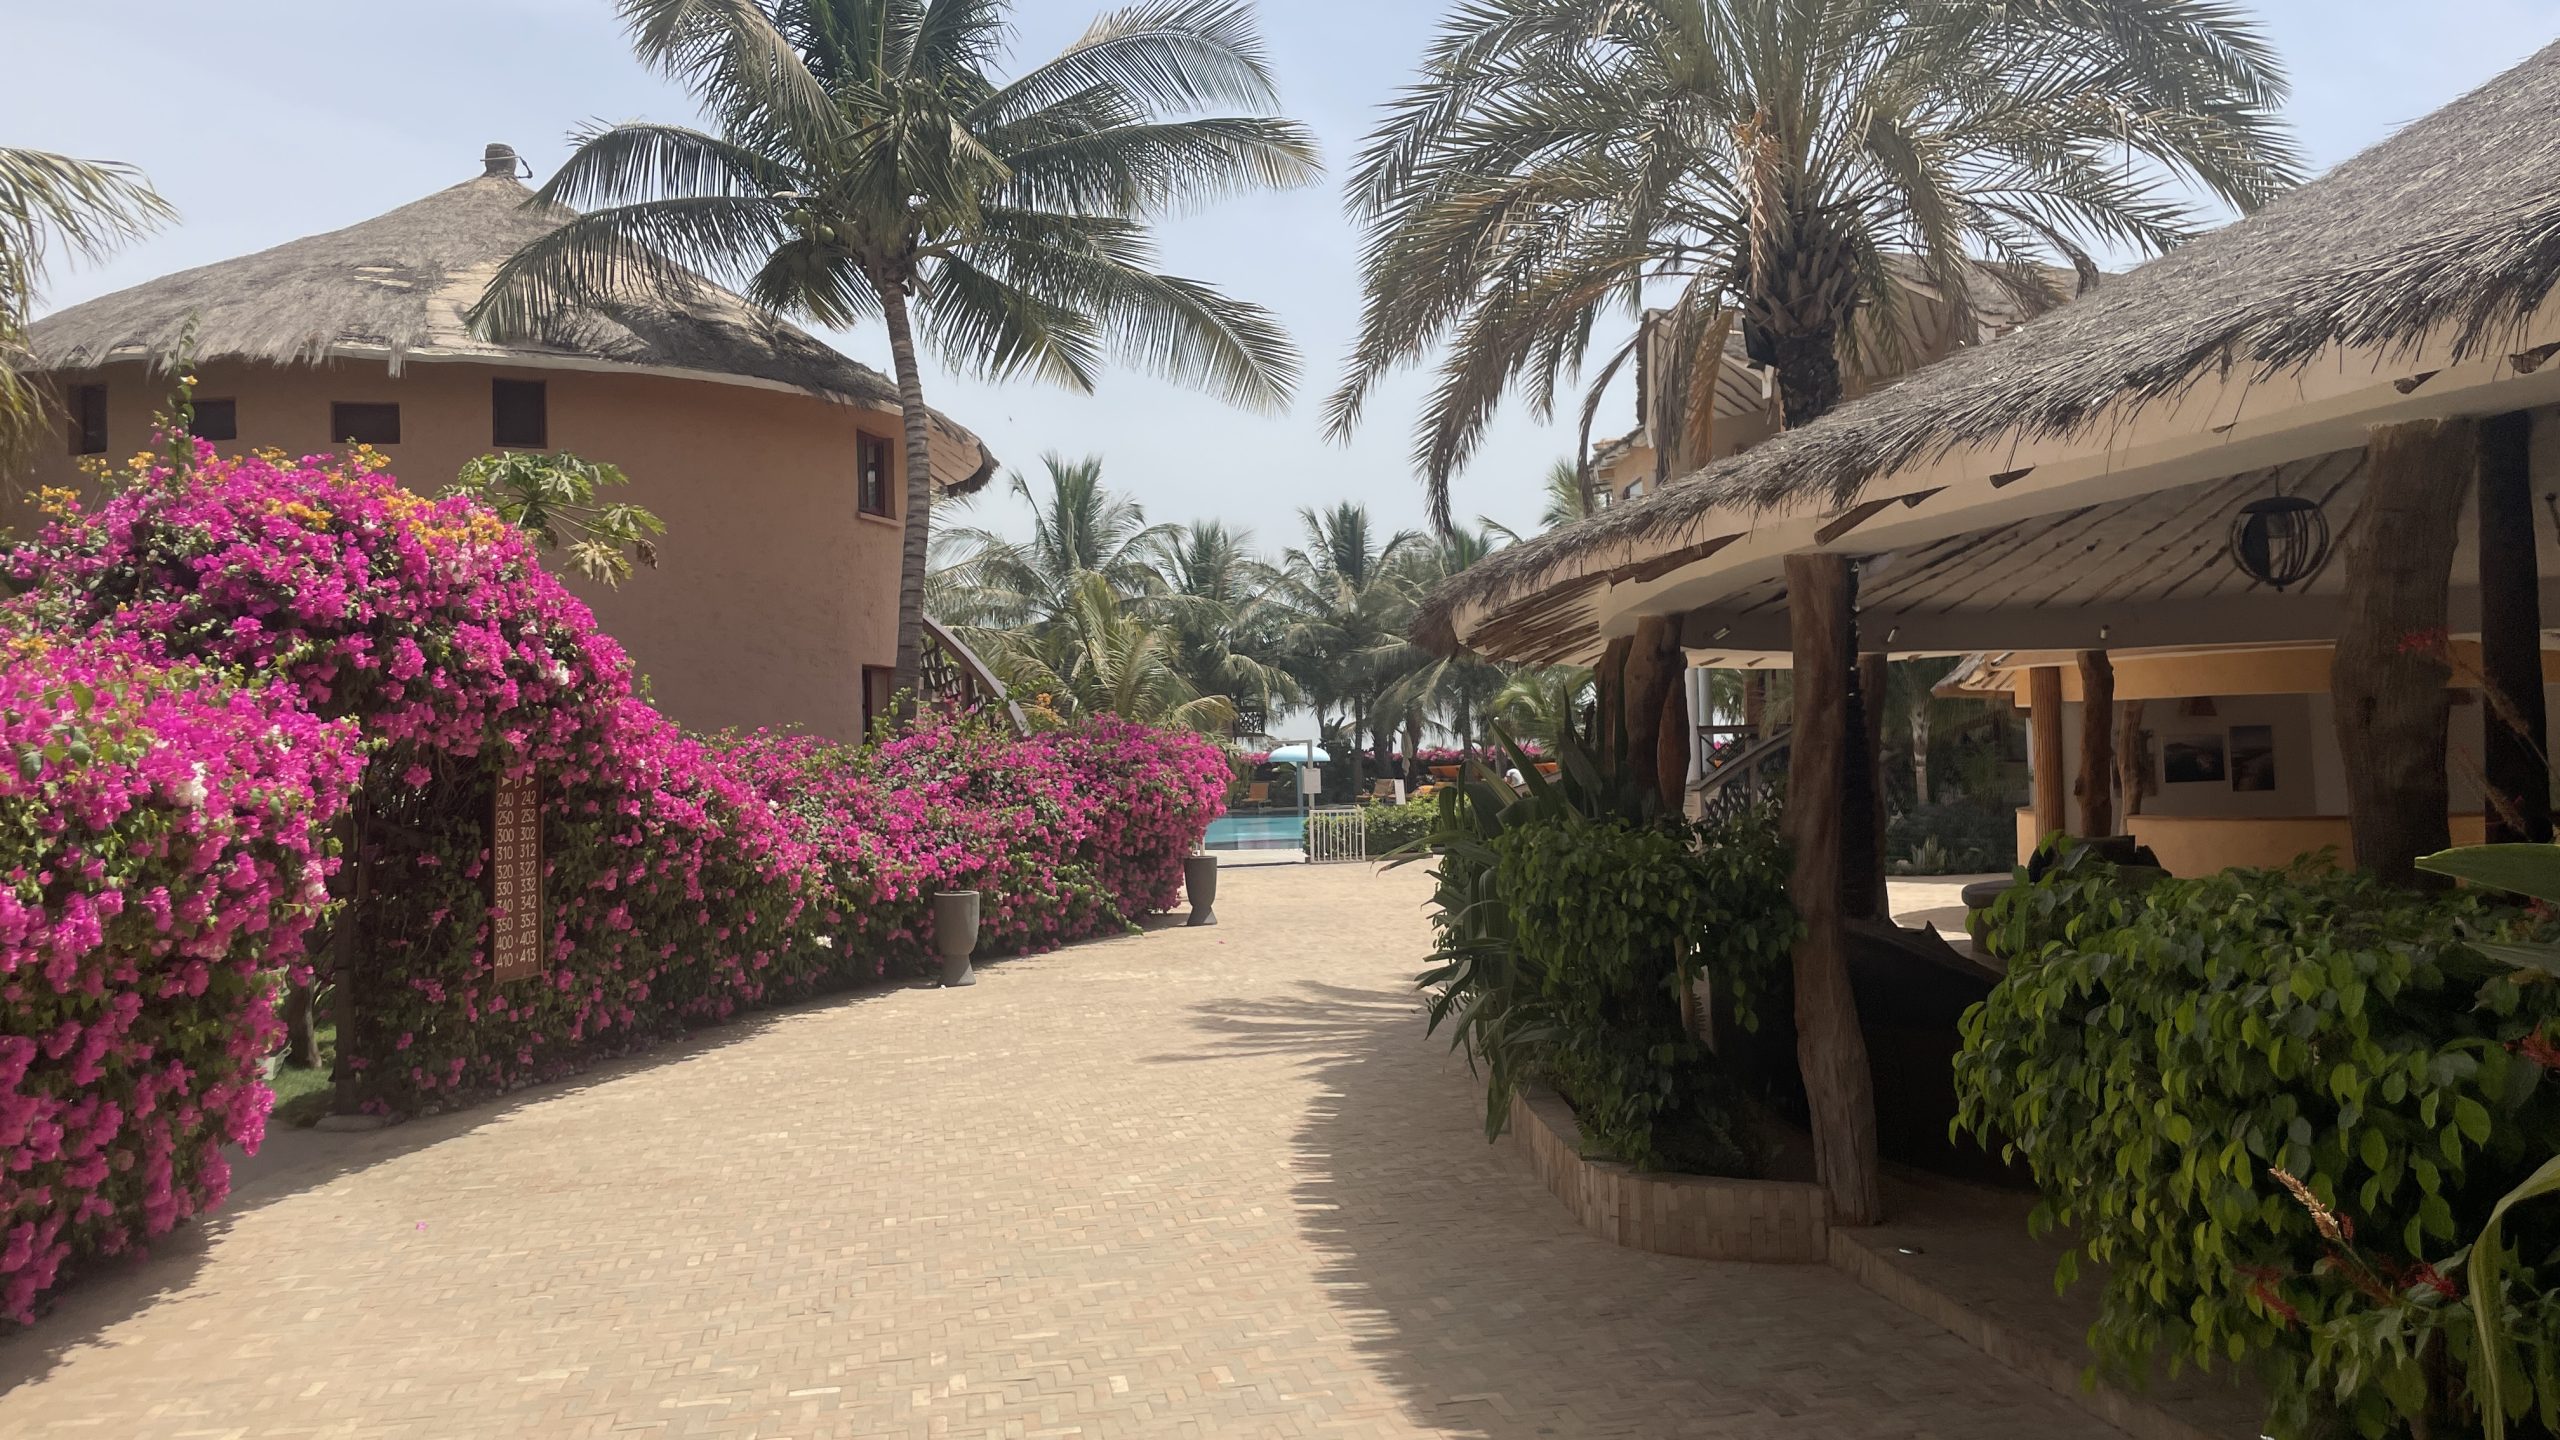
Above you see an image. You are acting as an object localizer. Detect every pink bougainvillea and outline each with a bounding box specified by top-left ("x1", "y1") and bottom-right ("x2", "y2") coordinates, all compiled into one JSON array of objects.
[
  {"x1": 0, "y1": 630, "x2": 360, "y2": 1323},
  {"x1": 2, "y1": 447, "x2": 1224, "y2": 1322},
  {"x1": 720, "y1": 713, "x2": 1229, "y2": 967}
]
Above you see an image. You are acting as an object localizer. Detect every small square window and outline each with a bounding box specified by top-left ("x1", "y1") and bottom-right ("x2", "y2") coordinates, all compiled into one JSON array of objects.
[
  {"x1": 331, "y1": 402, "x2": 400, "y2": 446},
  {"x1": 492, "y1": 378, "x2": 547, "y2": 448},
  {"x1": 68, "y1": 384, "x2": 108, "y2": 455},
  {"x1": 189, "y1": 398, "x2": 237, "y2": 442},
  {"x1": 857, "y1": 433, "x2": 893, "y2": 517},
  {"x1": 862, "y1": 665, "x2": 897, "y2": 737}
]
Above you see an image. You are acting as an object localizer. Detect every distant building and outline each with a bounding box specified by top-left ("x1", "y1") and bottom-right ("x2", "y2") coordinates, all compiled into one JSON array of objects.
[{"x1": 14, "y1": 143, "x2": 997, "y2": 742}]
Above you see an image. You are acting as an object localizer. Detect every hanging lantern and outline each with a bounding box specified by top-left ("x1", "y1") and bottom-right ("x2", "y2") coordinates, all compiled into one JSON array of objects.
[{"x1": 2228, "y1": 495, "x2": 2332, "y2": 591}]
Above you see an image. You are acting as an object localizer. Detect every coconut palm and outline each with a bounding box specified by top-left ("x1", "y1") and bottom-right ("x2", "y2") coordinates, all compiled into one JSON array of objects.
[
  {"x1": 1149, "y1": 518, "x2": 1298, "y2": 725},
  {"x1": 1375, "y1": 526, "x2": 1510, "y2": 757},
  {"x1": 471, "y1": 0, "x2": 1320, "y2": 695},
  {"x1": 1272, "y1": 502, "x2": 1423, "y2": 791},
  {"x1": 1332, "y1": 0, "x2": 2304, "y2": 526},
  {"x1": 930, "y1": 452, "x2": 1172, "y2": 628},
  {"x1": 1536, "y1": 456, "x2": 1596, "y2": 532},
  {"x1": 1, "y1": 147, "x2": 171, "y2": 481},
  {"x1": 988, "y1": 572, "x2": 1237, "y2": 733},
  {"x1": 1490, "y1": 664, "x2": 1595, "y2": 756}
]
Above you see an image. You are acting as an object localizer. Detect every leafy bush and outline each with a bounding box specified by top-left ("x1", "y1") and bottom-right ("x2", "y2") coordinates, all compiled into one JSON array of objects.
[
  {"x1": 1886, "y1": 800, "x2": 2014, "y2": 874},
  {"x1": 1412, "y1": 732, "x2": 1793, "y2": 1172},
  {"x1": 9, "y1": 447, "x2": 1226, "y2": 1126},
  {"x1": 1360, "y1": 797, "x2": 1437, "y2": 856},
  {"x1": 1954, "y1": 848, "x2": 2560, "y2": 1436},
  {"x1": 0, "y1": 631, "x2": 360, "y2": 1322}
]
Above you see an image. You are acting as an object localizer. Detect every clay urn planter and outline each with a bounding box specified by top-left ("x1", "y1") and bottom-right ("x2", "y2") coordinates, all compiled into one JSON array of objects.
[
  {"x1": 1184, "y1": 855, "x2": 1221, "y2": 927},
  {"x1": 933, "y1": 889, "x2": 982, "y2": 987}
]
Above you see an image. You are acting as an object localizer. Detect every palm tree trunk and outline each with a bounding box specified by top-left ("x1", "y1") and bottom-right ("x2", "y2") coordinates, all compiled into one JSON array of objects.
[
  {"x1": 875, "y1": 273, "x2": 937, "y2": 704},
  {"x1": 1769, "y1": 326, "x2": 1843, "y2": 429},
  {"x1": 1910, "y1": 703, "x2": 1931, "y2": 808}
]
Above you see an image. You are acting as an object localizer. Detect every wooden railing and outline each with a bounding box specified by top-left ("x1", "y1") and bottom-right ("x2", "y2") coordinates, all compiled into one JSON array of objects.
[
  {"x1": 919, "y1": 616, "x2": 1030, "y2": 737},
  {"x1": 1695, "y1": 724, "x2": 1791, "y2": 827}
]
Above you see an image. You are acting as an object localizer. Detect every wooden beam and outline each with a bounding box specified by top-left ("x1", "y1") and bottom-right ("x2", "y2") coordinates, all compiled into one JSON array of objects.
[
  {"x1": 1594, "y1": 634, "x2": 1634, "y2": 760},
  {"x1": 1781, "y1": 553, "x2": 1882, "y2": 1227},
  {"x1": 1858, "y1": 651, "x2": 1891, "y2": 921},
  {"x1": 1656, "y1": 665, "x2": 1692, "y2": 816},
  {"x1": 2478, "y1": 411, "x2": 2550, "y2": 844},
  {"x1": 2076, "y1": 650, "x2": 2116, "y2": 837},
  {"x1": 2333, "y1": 419, "x2": 2473, "y2": 885},
  {"x1": 1623, "y1": 616, "x2": 1681, "y2": 799},
  {"x1": 2029, "y1": 666, "x2": 2067, "y2": 843},
  {"x1": 2115, "y1": 700, "x2": 2149, "y2": 820}
]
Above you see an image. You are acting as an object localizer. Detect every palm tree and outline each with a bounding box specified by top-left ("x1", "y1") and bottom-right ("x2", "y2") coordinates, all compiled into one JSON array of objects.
[
  {"x1": 472, "y1": 0, "x2": 1320, "y2": 695},
  {"x1": 1375, "y1": 526, "x2": 1510, "y2": 757},
  {"x1": 1332, "y1": 0, "x2": 2303, "y2": 526},
  {"x1": 1272, "y1": 502, "x2": 1422, "y2": 794},
  {"x1": 1150, "y1": 519, "x2": 1298, "y2": 727},
  {"x1": 1, "y1": 147, "x2": 171, "y2": 481},
  {"x1": 1490, "y1": 664, "x2": 1594, "y2": 756},
  {"x1": 1536, "y1": 456, "x2": 1595, "y2": 532},
  {"x1": 930, "y1": 453, "x2": 1171, "y2": 628},
  {"x1": 987, "y1": 572, "x2": 1237, "y2": 733}
]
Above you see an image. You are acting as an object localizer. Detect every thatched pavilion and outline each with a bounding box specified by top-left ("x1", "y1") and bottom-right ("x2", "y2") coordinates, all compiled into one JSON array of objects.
[
  {"x1": 12, "y1": 143, "x2": 998, "y2": 742},
  {"x1": 1422, "y1": 42, "x2": 2560, "y2": 1223}
]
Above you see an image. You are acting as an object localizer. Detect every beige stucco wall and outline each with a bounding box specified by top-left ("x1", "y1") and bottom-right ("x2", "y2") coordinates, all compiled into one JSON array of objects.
[{"x1": 10, "y1": 357, "x2": 913, "y2": 742}]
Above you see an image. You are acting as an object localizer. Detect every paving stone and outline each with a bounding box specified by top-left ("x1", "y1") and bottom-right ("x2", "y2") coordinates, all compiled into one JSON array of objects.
[{"x1": 0, "y1": 864, "x2": 2119, "y2": 1438}]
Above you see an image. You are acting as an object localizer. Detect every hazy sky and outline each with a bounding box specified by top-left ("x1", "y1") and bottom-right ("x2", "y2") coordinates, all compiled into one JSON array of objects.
[{"x1": 9, "y1": 2, "x2": 2556, "y2": 549}]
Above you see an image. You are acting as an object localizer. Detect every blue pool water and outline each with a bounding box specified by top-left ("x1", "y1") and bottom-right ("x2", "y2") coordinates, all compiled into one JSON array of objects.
[{"x1": 1203, "y1": 813, "x2": 1306, "y2": 851}]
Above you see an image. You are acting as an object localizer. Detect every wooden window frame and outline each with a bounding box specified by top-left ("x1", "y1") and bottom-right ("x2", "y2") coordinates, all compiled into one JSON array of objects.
[
  {"x1": 861, "y1": 665, "x2": 897, "y2": 738},
  {"x1": 491, "y1": 377, "x2": 547, "y2": 449},
  {"x1": 857, "y1": 432, "x2": 894, "y2": 518},
  {"x1": 331, "y1": 401, "x2": 401, "y2": 446},
  {"x1": 68, "y1": 383, "x2": 108, "y2": 456},
  {"x1": 189, "y1": 398, "x2": 238, "y2": 442}
]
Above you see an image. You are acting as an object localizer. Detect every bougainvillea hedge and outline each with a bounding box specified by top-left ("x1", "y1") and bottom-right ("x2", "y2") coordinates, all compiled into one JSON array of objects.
[
  {"x1": 0, "y1": 629, "x2": 360, "y2": 1323},
  {"x1": 2, "y1": 446, "x2": 1224, "y2": 1320},
  {"x1": 720, "y1": 715, "x2": 1231, "y2": 970}
]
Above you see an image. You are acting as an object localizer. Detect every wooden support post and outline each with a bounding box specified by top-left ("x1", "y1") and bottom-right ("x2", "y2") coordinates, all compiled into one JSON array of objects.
[
  {"x1": 2479, "y1": 411, "x2": 2551, "y2": 844},
  {"x1": 1858, "y1": 651, "x2": 1891, "y2": 920},
  {"x1": 1624, "y1": 616, "x2": 1681, "y2": 799},
  {"x1": 1595, "y1": 634, "x2": 1635, "y2": 761},
  {"x1": 2076, "y1": 651, "x2": 2115, "y2": 838},
  {"x1": 1782, "y1": 554, "x2": 1882, "y2": 1226},
  {"x1": 2028, "y1": 666, "x2": 2067, "y2": 844},
  {"x1": 2115, "y1": 700, "x2": 2149, "y2": 820},
  {"x1": 1743, "y1": 671, "x2": 1768, "y2": 740},
  {"x1": 1657, "y1": 665, "x2": 1693, "y2": 816},
  {"x1": 2334, "y1": 419, "x2": 2474, "y2": 885}
]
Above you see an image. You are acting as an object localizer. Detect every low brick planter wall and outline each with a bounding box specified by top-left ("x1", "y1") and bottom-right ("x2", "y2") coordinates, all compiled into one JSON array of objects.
[{"x1": 1504, "y1": 1088, "x2": 1830, "y2": 1263}]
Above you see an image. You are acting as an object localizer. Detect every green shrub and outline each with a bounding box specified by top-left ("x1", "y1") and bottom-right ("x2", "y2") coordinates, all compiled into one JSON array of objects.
[
  {"x1": 1954, "y1": 850, "x2": 2560, "y2": 1436},
  {"x1": 1495, "y1": 810, "x2": 1792, "y2": 1172},
  {"x1": 1408, "y1": 729, "x2": 1794, "y2": 1174},
  {"x1": 1361, "y1": 796, "x2": 1437, "y2": 855},
  {"x1": 1886, "y1": 800, "x2": 2015, "y2": 874}
]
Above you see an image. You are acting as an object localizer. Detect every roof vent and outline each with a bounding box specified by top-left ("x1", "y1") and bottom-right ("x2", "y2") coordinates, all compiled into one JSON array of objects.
[{"x1": 483, "y1": 143, "x2": 522, "y2": 179}]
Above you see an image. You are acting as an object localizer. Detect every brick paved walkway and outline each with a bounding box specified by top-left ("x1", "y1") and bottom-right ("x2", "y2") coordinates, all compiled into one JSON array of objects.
[{"x1": 0, "y1": 864, "x2": 2115, "y2": 1438}]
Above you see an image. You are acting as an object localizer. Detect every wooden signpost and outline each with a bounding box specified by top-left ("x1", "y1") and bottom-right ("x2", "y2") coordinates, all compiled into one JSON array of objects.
[{"x1": 490, "y1": 772, "x2": 543, "y2": 982}]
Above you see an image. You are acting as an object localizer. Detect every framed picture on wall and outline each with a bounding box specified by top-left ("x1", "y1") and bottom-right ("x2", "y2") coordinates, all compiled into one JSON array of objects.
[
  {"x1": 2162, "y1": 732, "x2": 2228, "y2": 785},
  {"x1": 2229, "y1": 725, "x2": 2277, "y2": 793}
]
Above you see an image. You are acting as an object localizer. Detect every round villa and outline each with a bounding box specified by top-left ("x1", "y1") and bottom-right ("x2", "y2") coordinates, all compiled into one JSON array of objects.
[{"x1": 13, "y1": 143, "x2": 997, "y2": 741}]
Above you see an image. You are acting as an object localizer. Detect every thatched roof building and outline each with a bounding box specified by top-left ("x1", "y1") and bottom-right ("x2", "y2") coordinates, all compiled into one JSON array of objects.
[
  {"x1": 30, "y1": 144, "x2": 995, "y2": 494},
  {"x1": 1426, "y1": 40, "x2": 2560, "y2": 661}
]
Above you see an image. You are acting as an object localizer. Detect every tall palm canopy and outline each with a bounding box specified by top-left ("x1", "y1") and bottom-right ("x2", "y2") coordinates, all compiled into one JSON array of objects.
[
  {"x1": 471, "y1": 0, "x2": 1321, "y2": 693},
  {"x1": 0, "y1": 147, "x2": 171, "y2": 480},
  {"x1": 932, "y1": 452, "x2": 1171, "y2": 627},
  {"x1": 1331, "y1": 0, "x2": 2304, "y2": 528}
]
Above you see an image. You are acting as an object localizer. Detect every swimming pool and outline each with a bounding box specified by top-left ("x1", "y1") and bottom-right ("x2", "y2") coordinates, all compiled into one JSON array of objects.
[{"x1": 1203, "y1": 813, "x2": 1306, "y2": 851}]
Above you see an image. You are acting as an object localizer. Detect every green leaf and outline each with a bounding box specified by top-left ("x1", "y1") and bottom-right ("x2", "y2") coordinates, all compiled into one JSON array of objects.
[{"x1": 2417, "y1": 844, "x2": 2560, "y2": 905}]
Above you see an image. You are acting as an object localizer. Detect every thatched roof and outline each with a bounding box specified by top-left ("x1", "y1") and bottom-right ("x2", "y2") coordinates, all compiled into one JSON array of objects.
[
  {"x1": 31, "y1": 144, "x2": 996, "y2": 493},
  {"x1": 1425, "y1": 39, "x2": 2560, "y2": 655}
]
